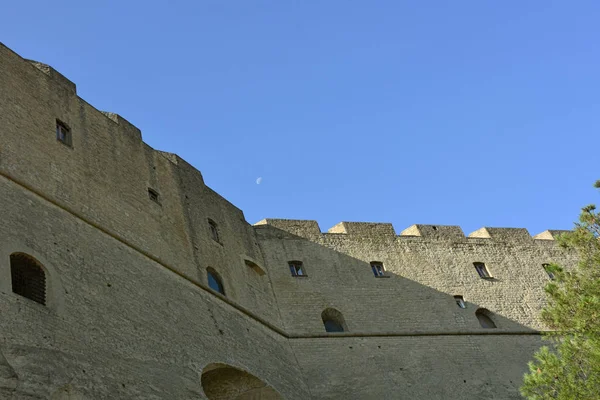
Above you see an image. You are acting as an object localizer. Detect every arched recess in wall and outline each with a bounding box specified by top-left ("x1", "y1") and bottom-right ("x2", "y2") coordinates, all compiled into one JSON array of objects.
[
  {"x1": 244, "y1": 259, "x2": 266, "y2": 276},
  {"x1": 476, "y1": 308, "x2": 497, "y2": 328},
  {"x1": 0, "y1": 243, "x2": 64, "y2": 313},
  {"x1": 321, "y1": 308, "x2": 347, "y2": 333},
  {"x1": 10, "y1": 252, "x2": 48, "y2": 306},
  {"x1": 201, "y1": 363, "x2": 283, "y2": 400}
]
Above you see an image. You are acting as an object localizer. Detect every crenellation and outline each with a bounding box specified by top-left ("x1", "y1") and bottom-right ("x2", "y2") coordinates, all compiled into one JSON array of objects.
[
  {"x1": 0, "y1": 42, "x2": 581, "y2": 400},
  {"x1": 400, "y1": 224, "x2": 466, "y2": 240},
  {"x1": 25, "y1": 59, "x2": 77, "y2": 94},
  {"x1": 98, "y1": 110, "x2": 142, "y2": 141},
  {"x1": 156, "y1": 150, "x2": 179, "y2": 165},
  {"x1": 327, "y1": 221, "x2": 396, "y2": 237},
  {"x1": 468, "y1": 227, "x2": 533, "y2": 242},
  {"x1": 254, "y1": 218, "x2": 322, "y2": 239},
  {"x1": 100, "y1": 111, "x2": 119, "y2": 123},
  {"x1": 256, "y1": 218, "x2": 565, "y2": 246},
  {"x1": 533, "y1": 229, "x2": 571, "y2": 241}
]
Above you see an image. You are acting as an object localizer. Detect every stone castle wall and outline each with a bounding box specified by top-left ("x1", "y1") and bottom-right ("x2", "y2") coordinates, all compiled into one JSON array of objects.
[{"x1": 0, "y1": 42, "x2": 577, "y2": 399}]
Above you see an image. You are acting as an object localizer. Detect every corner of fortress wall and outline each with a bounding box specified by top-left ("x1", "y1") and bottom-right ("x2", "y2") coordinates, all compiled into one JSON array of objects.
[
  {"x1": 254, "y1": 219, "x2": 569, "y2": 243},
  {"x1": 0, "y1": 42, "x2": 141, "y2": 145},
  {"x1": 0, "y1": 42, "x2": 256, "y2": 291}
]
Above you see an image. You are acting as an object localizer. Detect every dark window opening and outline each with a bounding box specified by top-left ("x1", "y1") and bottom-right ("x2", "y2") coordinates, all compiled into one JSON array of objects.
[
  {"x1": 56, "y1": 120, "x2": 72, "y2": 146},
  {"x1": 321, "y1": 308, "x2": 347, "y2": 333},
  {"x1": 324, "y1": 320, "x2": 344, "y2": 332},
  {"x1": 289, "y1": 261, "x2": 305, "y2": 277},
  {"x1": 542, "y1": 263, "x2": 555, "y2": 280},
  {"x1": 454, "y1": 295, "x2": 466, "y2": 309},
  {"x1": 474, "y1": 262, "x2": 491, "y2": 279},
  {"x1": 208, "y1": 219, "x2": 220, "y2": 243},
  {"x1": 10, "y1": 253, "x2": 46, "y2": 305},
  {"x1": 207, "y1": 268, "x2": 225, "y2": 295},
  {"x1": 476, "y1": 308, "x2": 497, "y2": 328},
  {"x1": 371, "y1": 261, "x2": 385, "y2": 277},
  {"x1": 148, "y1": 188, "x2": 160, "y2": 203}
]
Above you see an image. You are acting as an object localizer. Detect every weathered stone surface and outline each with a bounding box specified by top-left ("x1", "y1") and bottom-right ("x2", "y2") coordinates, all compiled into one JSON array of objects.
[{"x1": 0, "y1": 41, "x2": 577, "y2": 399}]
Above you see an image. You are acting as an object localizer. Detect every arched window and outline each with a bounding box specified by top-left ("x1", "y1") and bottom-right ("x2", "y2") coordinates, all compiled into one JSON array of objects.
[
  {"x1": 476, "y1": 308, "x2": 497, "y2": 328},
  {"x1": 207, "y1": 268, "x2": 225, "y2": 295},
  {"x1": 10, "y1": 253, "x2": 46, "y2": 305},
  {"x1": 321, "y1": 308, "x2": 347, "y2": 333},
  {"x1": 208, "y1": 219, "x2": 220, "y2": 243}
]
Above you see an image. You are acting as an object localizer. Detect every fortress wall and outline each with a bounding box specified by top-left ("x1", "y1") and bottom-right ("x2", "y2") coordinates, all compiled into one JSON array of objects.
[
  {"x1": 0, "y1": 174, "x2": 308, "y2": 399},
  {"x1": 0, "y1": 43, "x2": 191, "y2": 273},
  {"x1": 255, "y1": 219, "x2": 322, "y2": 239},
  {"x1": 255, "y1": 221, "x2": 577, "y2": 334},
  {"x1": 290, "y1": 335, "x2": 541, "y2": 400},
  {"x1": 0, "y1": 43, "x2": 281, "y2": 323},
  {"x1": 0, "y1": 42, "x2": 580, "y2": 400},
  {"x1": 173, "y1": 158, "x2": 281, "y2": 324}
]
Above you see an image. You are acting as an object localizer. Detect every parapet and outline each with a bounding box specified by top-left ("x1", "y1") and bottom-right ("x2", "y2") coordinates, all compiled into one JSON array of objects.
[
  {"x1": 100, "y1": 111, "x2": 142, "y2": 141},
  {"x1": 468, "y1": 227, "x2": 532, "y2": 242},
  {"x1": 254, "y1": 219, "x2": 322, "y2": 239},
  {"x1": 533, "y1": 230, "x2": 570, "y2": 241},
  {"x1": 157, "y1": 151, "x2": 179, "y2": 165},
  {"x1": 400, "y1": 224, "x2": 465, "y2": 240},
  {"x1": 328, "y1": 222, "x2": 396, "y2": 237},
  {"x1": 25, "y1": 59, "x2": 77, "y2": 94},
  {"x1": 255, "y1": 219, "x2": 570, "y2": 245},
  {"x1": 1, "y1": 43, "x2": 142, "y2": 142}
]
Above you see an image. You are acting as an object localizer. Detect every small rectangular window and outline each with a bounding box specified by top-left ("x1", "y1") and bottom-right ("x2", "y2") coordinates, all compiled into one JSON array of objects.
[
  {"x1": 148, "y1": 188, "x2": 160, "y2": 204},
  {"x1": 56, "y1": 120, "x2": 72, "y2": 147},
  {"x1": 371, "y1": 262, "x2": 385, "y2": 277},
  {"x1": 454, "y1": 295, "x2": 466, "y2": 309},
  {"x1": 474, "y1": 262, "x2": 491, "y2": 279},
  {"x1": 289, "y1": 261, "x2": 305, "y2": 277},
  {"x1": 542, "y1": 263, "x2": 555, "y2": 280}
]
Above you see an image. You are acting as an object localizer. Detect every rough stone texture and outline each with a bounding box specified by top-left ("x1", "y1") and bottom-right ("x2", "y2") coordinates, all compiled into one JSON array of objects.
[{"x1": 0, "y1": 41, "x2": 579, "y2": 399}]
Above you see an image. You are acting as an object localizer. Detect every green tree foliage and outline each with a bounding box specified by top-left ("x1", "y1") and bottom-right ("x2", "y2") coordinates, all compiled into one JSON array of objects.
[{"x1": 521, "y1": 180, "x2": 600, "y2": 399}]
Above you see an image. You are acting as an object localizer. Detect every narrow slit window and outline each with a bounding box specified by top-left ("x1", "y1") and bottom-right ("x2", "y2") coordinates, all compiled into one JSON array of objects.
[
  {"x1": 148, "y1": 188, "x2": 160, "y2": 203},
  {"x1": 473, "y1": 262, "x2": 491, "y2": 279},
  {"x1": 208, "y1": 219, "x2": 220, "y2": 243},
  {"x1": 289, "y1": 261, "x2": 305, "y2": 277},
  {"x1": 10, "y1": 253, "x2": 47, "y2": 305},
  {"x1": 454, "y1": 295, "x2": 466, "y2": 309},
  {"x1": 371, "y1": 261, "x2": 385, "y2": 277},
  {"x1": 542, "y1": 263, "x2": 555, "y2": 280},
  {"x1": 56, "y1": 120, "x2": 72, "y2": 146}
]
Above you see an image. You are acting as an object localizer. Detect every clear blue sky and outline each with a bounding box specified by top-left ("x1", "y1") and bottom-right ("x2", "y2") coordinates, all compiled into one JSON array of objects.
[{"x1": 2, "y1": 1, "x2": 599, "y2": 235}]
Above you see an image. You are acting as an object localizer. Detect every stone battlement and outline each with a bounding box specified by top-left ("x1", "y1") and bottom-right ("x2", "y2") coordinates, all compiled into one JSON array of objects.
[
  {"x1": 254, "y1": 218, "x2": 569, "y2": 243},
  {"x1": 0, "y1": 41, "x2": 581, "y2": 400}
]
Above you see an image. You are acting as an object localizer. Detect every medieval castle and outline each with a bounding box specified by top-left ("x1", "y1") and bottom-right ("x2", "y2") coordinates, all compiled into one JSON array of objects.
[{"x1": 0, "y1": 42, "x2": 577, "y2": 399}]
